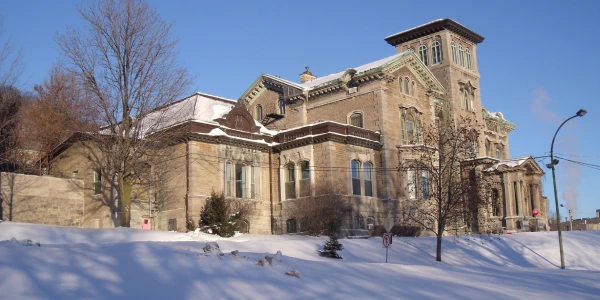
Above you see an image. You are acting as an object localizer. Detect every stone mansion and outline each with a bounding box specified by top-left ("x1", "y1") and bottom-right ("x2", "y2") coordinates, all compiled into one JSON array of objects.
[{"x1": 44, "y1": 18, "x2": 547, "y2": 235}]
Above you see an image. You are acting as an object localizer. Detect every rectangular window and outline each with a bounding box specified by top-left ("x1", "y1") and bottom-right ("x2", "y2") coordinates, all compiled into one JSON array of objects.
[
  {"x1": 352, "y1": 161, "x2": 361, "y2": 196},
  {"x1": 299, "y1": 161, "x2": 310, "y2": 197},
  {"x1": 236, "y1": 163, "x2": 246, "y2": 198},
  {"x1": 364, "y1": 162, "x2": 373, "y2": 197},
  {"x1": 93, "y1": 169, "x2": 102, "y2": 195},
  {"x1": 407, "y1": 170, "x2": 416, "y2": 199},
  {"x1": 492, "y1": 189, "x2": 501, "y2": 216},
  {"x1": 350, "y1": 114, "x2": 363, "y2": 128},
  {"x1": 285, "y1": 164, "x2": 296, "y2": 199},
  {"x1": 406, "y1": 122, "x2": 414, "y2": 143},
  {"x1": 421, "y1": 169, "x2": 429, "y2": 200},
  {"x1": 251, "y1": 165, "x2": 255, "y2": 199},
  {"x1": 513, "y1": 181, "x2": 519, "y2": 216},
  {"x1": 225, "y1": 162, "x2": 233, "y2": 197}
]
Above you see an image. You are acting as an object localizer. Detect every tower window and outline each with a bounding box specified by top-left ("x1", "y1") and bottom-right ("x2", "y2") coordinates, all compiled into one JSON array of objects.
[
  {"x1": 466, "y1": 48, "x2": 472, "y2": 70},
  {"x1": 256, "y1": 105, "x2": 263, "y2": 122},
  {"x1": 432, "y1": 40, "x2": 442, "y2": 65},
  {"x1": 349, "y1": 112, "x2": 363, "y2": 128},
  {"x1": 279, "y1": 98, "x2": 286, "y2": 114},
  {"x1": 451, "y1": 42, "x2": 457, "y2": 64},
  {"x1": 459, "y1": 45, "x2": 465, "y2": 67},
  {"x1": 418, "y1": 44, "x2": 429, "y2": 66}
]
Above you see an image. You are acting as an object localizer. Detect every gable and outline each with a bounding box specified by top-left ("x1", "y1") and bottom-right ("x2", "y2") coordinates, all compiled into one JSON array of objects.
[{"x1": 381, "y1": 52, "x2": 445, "y2": 95}]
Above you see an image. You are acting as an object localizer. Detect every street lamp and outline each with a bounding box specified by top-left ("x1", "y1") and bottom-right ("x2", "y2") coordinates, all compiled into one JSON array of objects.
[{"x1": 547, "y1": 108, "x2": 586, "y2": 270}]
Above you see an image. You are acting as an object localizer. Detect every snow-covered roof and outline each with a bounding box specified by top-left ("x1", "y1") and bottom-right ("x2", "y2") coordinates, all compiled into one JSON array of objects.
[
  {"x1": 298, "y1": 51, "x2": 412, "y2": 90},
  {"x1": 484, "y1": 156, "x2": 531, "y2": 172},
  {"x1": 385, "y1": 19, "x2": 444, "y2": 39}
]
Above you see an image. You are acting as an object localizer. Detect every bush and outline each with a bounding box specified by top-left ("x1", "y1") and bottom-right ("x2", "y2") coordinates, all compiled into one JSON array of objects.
[
  {"x1": 319, "y1": 235, "x2": 343, "y2": 259},
  {"x1": 199, "y1": 191, "x2": 255, "y2": 237},
  {"x1": 390, "y1": 225, "x2": 421, "y2": 237},
  {"x1": 370, "y1": 225, "x2": 387, "y2": 237}
]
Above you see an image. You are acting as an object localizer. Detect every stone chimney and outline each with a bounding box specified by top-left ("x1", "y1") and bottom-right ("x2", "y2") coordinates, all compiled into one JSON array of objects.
[{"x1": 300, "y1": 66, "x2": 316, "y2": 83}]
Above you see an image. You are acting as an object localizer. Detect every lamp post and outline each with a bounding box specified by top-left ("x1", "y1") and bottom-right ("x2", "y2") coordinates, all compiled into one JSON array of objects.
[{"x1": 547, "y1": 109, "x2": 586, "y2": 270}]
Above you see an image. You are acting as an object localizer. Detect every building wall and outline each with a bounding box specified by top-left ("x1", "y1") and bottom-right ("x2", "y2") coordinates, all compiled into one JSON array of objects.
[{"x1": 0, "y1": 172, "x2": 84, "y2": 227}]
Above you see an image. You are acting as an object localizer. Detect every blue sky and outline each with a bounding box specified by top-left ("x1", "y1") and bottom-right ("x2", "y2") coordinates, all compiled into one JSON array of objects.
[{"x1": 1, "y1": 0, "x2": 598, "y2": 218}]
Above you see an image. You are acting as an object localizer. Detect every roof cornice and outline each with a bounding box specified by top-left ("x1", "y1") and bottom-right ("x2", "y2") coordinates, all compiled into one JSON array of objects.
[{"x1": 385, "y1": 19, "x2": 485, "y2": 46}]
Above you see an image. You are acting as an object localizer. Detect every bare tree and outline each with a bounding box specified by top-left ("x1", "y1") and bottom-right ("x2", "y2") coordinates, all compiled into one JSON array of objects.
[
  {"x1": 57, "y1": 0, "x2": 191, "y2": 227},
  {"x1": 401, "y1": 115, "x2": 491, "y2": 261},
  {"x1": 0, "y1": 15, "x2": 24, "y2": 171},
  {"x1": 286, "y1": 191, "x2": 352, "y2": 236}
]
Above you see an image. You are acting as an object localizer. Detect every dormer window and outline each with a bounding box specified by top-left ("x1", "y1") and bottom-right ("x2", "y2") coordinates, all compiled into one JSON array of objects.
[
  {"x1": 418, "y1": 44, "x2": 429, "y2": 66},
  {"x1": 350, "y1": 112, "x2": 363, "y2": 128},
  {"x1": 278, "y1": 98, "x2": 286, "y2": 114},
  {"x1": 256, "y1": 105, "x2": 263, "y2": 122},
  {"x1": 432, "y1": 40, "x2": 442, "y2": 65}
]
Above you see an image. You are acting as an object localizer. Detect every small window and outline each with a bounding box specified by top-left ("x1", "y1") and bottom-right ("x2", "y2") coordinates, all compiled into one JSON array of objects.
[
  {"x1": 256, "y1": 105, "x2": 263, "y2": 122},
  {"x1": 350, "y1": 112, "x2": 363, "y2": 128},
  {"x1": 363, "y1": 162, "x2": 373, "y2": 197},
  {"x1": 355, "y1": 215, "x2": 365, "y2": 229},
  {"x1": 411, "y1": 81, "x2": 415, "y2": 97},
  {"x1": 351, "y1": 160, "x2": 361, "y2": 196},
  {"x1": 492, "y1": 189, "x2": 501, "y2": 216},
  {"x1": 239, "y1": 220, "x2": 250, "y2": 233},
  {"x1": 407, "y1": 170, "x2": 416, "y2": 199},
  {"x1": 432, "y1": 40, "x2": 442, "y2": 65},
  {"x1": 279, "y1": 98, "x2": 286, "y2": 114},
  {"x1": 406, "y1": 114, "x2": 415, "y2": 143},
  {"x1": 465, "y1": 48, "x2": 472, "y2": 70},
  {"x1": 225, "y1": 161, "x2": 233, "y2": 197},
  {"x1": 93, "y1": 169, "x2": 102, "y2": 195},
  {"x1": 366, "y1": 216, "x2": 375, "y2": 226},
  {"x1": 250, "y1": 165, "x2": 256, "y2": 199},
  {"x1": 459, "y1": 45, "x2": 465, "y2": 67},
  {"x1": 168, "y1": 219, "x2": 177, "y2": 231},
  {"x1": 286, "y1": 218, "x2": 297, "y2": 233},
  {"x1": 299, "y1": 161, "x2": 310, "y2": 197},
  {"x1": 451, "y1": 42, "x2": 457, "y2": 64},
  {"x1": 464, "y1": 91, "x2": 470, "y2": 111},
  {"x1": 496, "y1": 148, "x2": 501, "y2": 159},
  {"x1": 401, "y1": 116, "x2": 406, "y2": 143},
  {"x1": 235, "y1": 163, "x2": 247, "y2": 198},
  {"x1": 285, "y1": 163, "x2": 296, "y2": 199},
  {"x1": 403, "y1": 77, "x2": 409, "y2": 95},
  {"x1": 421, "y1": 169, "x2": 429, "y2": 200},
  {"x1": 418, "y1": 44, "x2": 429, "y2": 66}
]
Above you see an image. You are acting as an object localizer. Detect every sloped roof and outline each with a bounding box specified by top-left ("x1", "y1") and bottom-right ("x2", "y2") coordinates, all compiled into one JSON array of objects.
[{"x1": 484, "y1": 156, "x2": 539, "y2": 172}]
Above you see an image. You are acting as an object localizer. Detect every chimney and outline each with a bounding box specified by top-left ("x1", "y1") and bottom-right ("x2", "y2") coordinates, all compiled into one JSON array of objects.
[{"x1": 300, "y1": 66, "x2": 316, "y2": 83}]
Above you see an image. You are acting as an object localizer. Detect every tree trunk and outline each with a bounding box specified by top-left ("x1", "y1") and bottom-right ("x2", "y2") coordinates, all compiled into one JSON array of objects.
[
  {"x1": 120, "y1": 176, "x2": 132, "y2": 227},
  {"x1": 436, "y1": 219, "x2": 444, "y2": 261}
]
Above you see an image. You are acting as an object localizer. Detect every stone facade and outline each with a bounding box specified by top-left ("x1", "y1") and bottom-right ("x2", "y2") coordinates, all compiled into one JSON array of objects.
[
  {"x1": 0, "y1": 172, "x2": 84, "y2": 227},
  {"x1": 38, "y1": 19, "x2": 546, "y2": 236}
]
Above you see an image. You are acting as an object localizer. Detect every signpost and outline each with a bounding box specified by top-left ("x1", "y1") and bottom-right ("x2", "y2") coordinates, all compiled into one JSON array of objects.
[{"x1": 383, "y1": 213, "x2": 394, "y2": 263}]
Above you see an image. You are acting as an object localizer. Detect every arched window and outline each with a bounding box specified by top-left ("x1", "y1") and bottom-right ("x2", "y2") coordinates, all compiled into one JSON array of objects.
[
  {"x1": 363, "y1": 162, "x2": 373, "y2": 197},
  {"x1": 279, "y1": 98, "x2": 286, "y2": 114},
  {"x1": 432, "y1": 40, "x2": 442, "y2": 64},
  {"x1": 401, "y1": 114, "x2": 406, "y2": 143},
  {"x1": 235, "y1": 163, "x2": 247, "y2": 198},
  {"x1": 459, "y1": 45, "x2": 465, "y2": 67},
  {"x1": 286, "y1": 218, "x2": 297, "y2": 233},
  {"x1": 411, "y1": 81, "x2": 416, "y2": 96},
  {"x1": 285, "y1": 163, "x2": 296, "y2": 199},
  {"x1": 463, "y1": 90, "x2": 470, "y2": 111},
  {"x1": 421, "y1": 169, "x2": 429, "y2": 200},
  {"x1": 418, "y1": 44, "x2": 428, "y2": 66},
  {"x1": 351, "y1": 160, "x2": 361, "y2": 196},
  {"x1": 256, "y1": 105, "x2": 263, "y2": 122},
  {"x1": 403, "y1": 77, "x2": 409, "y2": 94},
  {"x1": 349, "y1": 112, "x2": 363, "y2": 128},
  {"x1": 299, "y1": 161, "x2": 310, "y2": 197},
  {"x1": 465, "y1": 48, "x2": 472, "y2": 70},
  {"x1": 451, "y1": 42, "x2": 457, "y2": 64}
]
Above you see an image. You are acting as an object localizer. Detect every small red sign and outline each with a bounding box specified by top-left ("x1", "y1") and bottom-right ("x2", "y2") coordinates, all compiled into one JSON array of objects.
[
  {"x1": 533, "y1": 209, "x2": 539, "y2": 217},
  {"x1": 382, "y1": 233, "x2": 392, "y2": 248}
]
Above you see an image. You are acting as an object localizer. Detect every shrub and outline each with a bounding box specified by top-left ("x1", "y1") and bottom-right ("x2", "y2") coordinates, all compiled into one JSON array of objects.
[
  {"x1": 319, "y1": 235, "x2": 343, "y2": 259},
  {"x1": 200, "y1": 191, "x2": 255, "y2": 237},
  {"x1": 390, "y1": 225, "x2": 421, "y2": 237}
]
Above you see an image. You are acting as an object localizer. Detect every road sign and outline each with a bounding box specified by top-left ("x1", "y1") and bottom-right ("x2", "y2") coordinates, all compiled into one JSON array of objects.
[
  {"x1": 383, "y1": 233, "x2": 392, "y2": 248},
  {"x1": 533, "y1": 209, "x2": 539, "y2": 217}
]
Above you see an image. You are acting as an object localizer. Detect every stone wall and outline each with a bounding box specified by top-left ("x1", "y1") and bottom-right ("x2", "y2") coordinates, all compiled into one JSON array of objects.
[{"x1": 0, "y1": 172, "x2": 84, "y2": 227}]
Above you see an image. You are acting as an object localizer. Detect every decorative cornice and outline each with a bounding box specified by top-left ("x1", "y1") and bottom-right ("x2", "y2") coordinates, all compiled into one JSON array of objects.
[{"x1": 385, "y1": 19, "x2": 485, "y2": 46}]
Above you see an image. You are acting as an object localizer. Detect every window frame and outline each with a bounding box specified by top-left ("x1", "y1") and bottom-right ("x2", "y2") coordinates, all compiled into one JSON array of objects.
[
  {"x1": 351, "y1": 160, "x2": 361, "y2": 196},
  {"x1": 465, "y1": 48, "x2": 472, "y2": 70},
  {"x1": 279, "y1": 98, "x2": 286, "y2": 114},
  {"x1": 93, "y1": 168, "x2": 102, "y2": 195},
  {"x1": 418, "y1": 44, "x2": 429, "y2": 66},
  {"x1": 459, "y1": 44, "x2": 465, "y2": 67},
  {"x1": 349, "y1": 112, "x2": 363, "y2": 128},
  {"x1": 363, "y1": 162, "x2": 373, "y2": 197},
  {"x1": 235, "y1": 163, "x2": 247, "y2": 199},
  {"x1": 421, "y1": 169, "x2": 429, "y2": 200},
  {"x1": 407, "y1": 169, "x2": 416, "y2": 200},
  {"x1": 286, "y1": 218, "x2": 297, "y2": 233},
  {"x1": 299, "y1": 161, "x2": 310, "y2": 197},
  {"x1": 256, "y1": 105, "x2": 263, "y2": 122},
  {"x1": 451, "y1": 42, "x2": 457, "y2": 64},
  {"x1": 432, "y1": 40, "x2": 442, "y2": 65},
  {"x1": 285, "y1": 163, "x2": 296, "y2": 199}
]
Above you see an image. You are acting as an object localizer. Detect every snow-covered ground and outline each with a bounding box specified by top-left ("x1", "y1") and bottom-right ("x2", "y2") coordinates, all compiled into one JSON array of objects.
[{"x1": 1, "y1": 221, "x2": 599, "y2": 299}]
